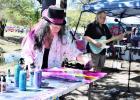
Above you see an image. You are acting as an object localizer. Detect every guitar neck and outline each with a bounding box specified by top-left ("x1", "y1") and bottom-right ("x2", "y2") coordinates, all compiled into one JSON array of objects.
[
  {"x1": 104, "y1": 32, "x2": 129, "y2": 44},
  {"x1": 104, "y1": 36, "x2": 118, "y2": 44}
]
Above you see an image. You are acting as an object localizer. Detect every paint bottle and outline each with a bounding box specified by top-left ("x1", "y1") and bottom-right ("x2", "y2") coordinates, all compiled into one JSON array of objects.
[
  {"x1": 0, "y1": 76, "x2": 1, "y2": 92},
  {"x1": 33, "y1": 69, "x2": 42, "y2": 88},
  {"x1": 29, "y1": 63, "x2": 35, "y2": 87},
  {"x1": 19, "y1": 70, "x2": 27, "y2": 91},
  {"x1": 25, "y1": 65, "x2": 30, "y2": 79},
  {"x1": 6, "y1": 69, "x2": 11, "y2": 85},
  {"x1": 7, "y1": 69, "x2": 10, "y2": 77},
  {"x1": 1, "y1": 75, "x2": 6, "y2": 92},
  {"x1": 14, "y1": 64, "x2": 21, "y2": 87},
  {"x1": 30, "y1": 71, "x2": 34, "y2": 87}
]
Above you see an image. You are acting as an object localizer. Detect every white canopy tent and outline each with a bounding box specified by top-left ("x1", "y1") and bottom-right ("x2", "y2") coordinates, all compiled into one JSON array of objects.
[{"x1": 106, "y1": 16, "x2": 140, "y2": 25}]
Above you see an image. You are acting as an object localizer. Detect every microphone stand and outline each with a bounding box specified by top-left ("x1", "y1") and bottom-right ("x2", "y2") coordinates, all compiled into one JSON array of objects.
[
  {"x1": 124, "y1": 26, "x2": 134, "y2": 94},
  {"x1": 119, "y1": 22, "x2": 132, "y2": 94},
  {"x1": 117, "y1": 20, "x2": 125, "y2": 60},
  {"x1": 126, "y1": 42, "x2": 132, "y2": 93},
  {"x1": 115, "y1": 20, "x2": 133, "y2": 96},
  {"x1": 120, "y1": 33, "x2": 134, "y2": 99},
  {"x1": 113, "y1": 21, "x2": 124, "y2": 68}
]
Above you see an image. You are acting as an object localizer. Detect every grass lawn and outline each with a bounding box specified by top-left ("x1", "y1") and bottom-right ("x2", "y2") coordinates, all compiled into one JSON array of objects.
[{"x1": 0, "y1": 31, "x2": 25, "y2": 74}]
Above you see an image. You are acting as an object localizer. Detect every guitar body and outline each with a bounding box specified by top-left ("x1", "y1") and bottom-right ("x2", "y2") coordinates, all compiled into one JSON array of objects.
[
  {"x1": 89, "y1": 36, "x2": 107, "y2": 54},
  {"x1": 88, "y1": 32, "x2": 129, "y2": 54}
]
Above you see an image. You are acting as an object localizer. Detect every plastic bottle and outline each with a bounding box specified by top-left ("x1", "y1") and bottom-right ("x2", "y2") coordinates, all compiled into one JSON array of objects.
[
  {"x1": 7, "y1": 69, "x2": 10, "y2": 77},
  {"x1": 14, "y1": 64, "x2": 21, "y2": 87},
  {"x1": 7, "y1": 68, "x2": 11, "y2": 82},
  {"x1": 29, "y1": 63, "x2": 35, "y2": 87},
  {"x1": 33, "y1": 69, "x2": 42, "y2": 88},
  {"x1": 30, "y1": 71, "x2": 34, "y2": 87},
  {"x1": 0, "y1": 76, "x2": 1, "y2": 92},
  {"x1": 19, "y1": 70, "x2": 27, "y2": 91},
  {"x1": 25, "y1": 65, "x2": 29, "y2": 79},
  {"x1": 1, "y1": 75, "x2": 6, "y2": 92}
]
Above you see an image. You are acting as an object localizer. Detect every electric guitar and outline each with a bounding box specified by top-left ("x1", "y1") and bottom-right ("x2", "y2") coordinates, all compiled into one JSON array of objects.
[{"x1": 89, "y1": 34, "x2": 124, "y2": 54}]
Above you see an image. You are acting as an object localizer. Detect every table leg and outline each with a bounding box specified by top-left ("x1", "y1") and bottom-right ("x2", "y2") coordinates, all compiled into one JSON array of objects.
[{"x1": 88, "y1": 82, "x2": 93, "y2": 100}]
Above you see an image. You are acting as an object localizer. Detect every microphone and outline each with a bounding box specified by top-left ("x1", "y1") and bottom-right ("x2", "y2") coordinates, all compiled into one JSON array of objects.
[
  {"x1": 114, "y1": 18, "x2": 121, "y2": 23},
  {"x1": 114, "y1": 18, "x2": 124, "y2": 24},
  {"x1": 114, "y1": 18, "x2": 125, "y2": 33}
]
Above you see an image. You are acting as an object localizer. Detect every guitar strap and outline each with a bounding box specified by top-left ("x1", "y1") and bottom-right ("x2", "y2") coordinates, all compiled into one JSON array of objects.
[
  {"x1": 102, "y1": 24, "x2": 107, "y2": 36},
  {"x1": 97, "y1": 24, "x2": 107, "y2": 36}
]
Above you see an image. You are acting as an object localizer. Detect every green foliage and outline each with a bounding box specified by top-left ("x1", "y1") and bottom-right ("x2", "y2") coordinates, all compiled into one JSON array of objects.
[
  {"x1": 79, "y1": 0, "x2": 95, "y2": 4},
  {"x1": 0, "y1": 0, "x2": 41, "y2": 26},
  {"x1": 0, "y1": 0, "x2": 95, "y2": 27},
  {"x1": 66, "y1": 0, "x2": 96, "y2": 28},
  {"x1": 67, "y1": 10, "x2": 95, "y2": 28}
]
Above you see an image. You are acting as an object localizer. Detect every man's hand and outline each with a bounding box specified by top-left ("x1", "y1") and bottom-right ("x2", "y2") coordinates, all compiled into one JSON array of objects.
[
  {"x1": 94, "y1": 42, "x2": 102, "y2": 48},
  {"x1": 116, "y1": 34, "x2": 124, "y2": 40},
  {"x1": 84, "y1": 36, "x2": 102, "y2": 48}
]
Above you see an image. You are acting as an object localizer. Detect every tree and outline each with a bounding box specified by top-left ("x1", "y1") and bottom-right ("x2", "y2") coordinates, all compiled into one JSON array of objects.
[
  {"x1": 67, "y1": 10, "x2": 95, "y2": 29},
  {"x1": 60, "y1": 0, "x2": 67, "y2": 9},
  {"x1": 79, "y1": 0, "x2": 95, "y2": 4},
  {"x1": 0, "y1": 17, "x2": 7, "y2": 37},
  {"x1": 37, "y1": 0, "x2": 42, "y2": 4},
  {"x1": 0, "y1": 0, "x2": 40, "y2": 26},
  {"x1": 41, "y1": 0, "x2": 56, "y2": 12},
  {"x1": 0, "y1": 0, "x2": 41, "y2": 37}
]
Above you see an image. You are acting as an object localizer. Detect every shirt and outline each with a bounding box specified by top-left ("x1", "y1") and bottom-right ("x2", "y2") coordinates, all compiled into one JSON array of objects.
[
  {"x1": 21, "y1": 29, "x2": 81, "y2": 68},
  {"x1": 84, "y1": 21, "x2": 112, "y2": 55}
]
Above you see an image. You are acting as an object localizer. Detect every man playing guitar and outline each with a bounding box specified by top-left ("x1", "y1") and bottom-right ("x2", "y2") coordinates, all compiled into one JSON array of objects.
[{"x1": 84, "y1": 10, "x2": 124, "y2": 71}]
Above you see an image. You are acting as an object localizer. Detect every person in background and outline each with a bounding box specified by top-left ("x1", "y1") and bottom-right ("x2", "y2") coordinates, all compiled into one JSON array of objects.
[
  {"x1": 84, "y1": 10, "x2": 124, "y2": 71},
  {"x1": 21, "y1": 5, "x2": 81, "y2": 70}
]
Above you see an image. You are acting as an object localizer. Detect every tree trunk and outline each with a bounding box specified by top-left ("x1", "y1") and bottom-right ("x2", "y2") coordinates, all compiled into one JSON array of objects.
[
  {"x1": 0, "y1": 29, "x2": 4, "y2": 37},
  {"x1": 0, "y1": 19, "x2": 6, "y2": 37},
  {"x1": 41, "y1": 0, "x2": 56, "y2": 13},
  {"x1": 0, "y1": 21, "x2": 4, "y2": 37}
]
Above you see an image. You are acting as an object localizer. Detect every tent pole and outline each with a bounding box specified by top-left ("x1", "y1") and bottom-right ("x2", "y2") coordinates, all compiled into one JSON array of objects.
[{"x1": 72, "y1": 11, "x2": 83, "y2": 42}]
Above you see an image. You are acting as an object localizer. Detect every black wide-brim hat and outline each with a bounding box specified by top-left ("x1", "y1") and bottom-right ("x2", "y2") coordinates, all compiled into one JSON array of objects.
[{"x1": 42, "y1": 6, "x2": 66, "y2": 25}]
